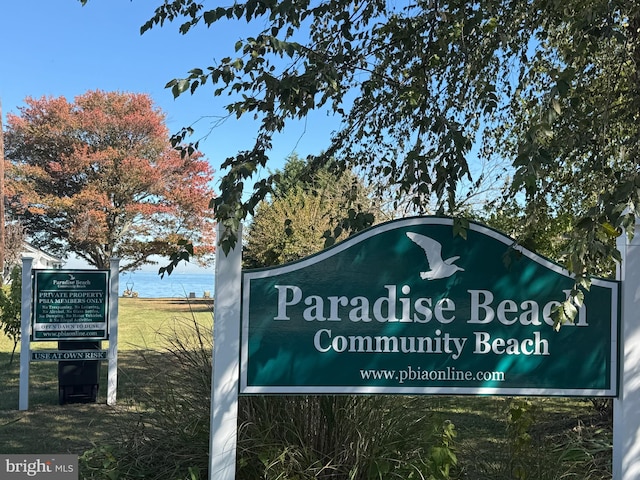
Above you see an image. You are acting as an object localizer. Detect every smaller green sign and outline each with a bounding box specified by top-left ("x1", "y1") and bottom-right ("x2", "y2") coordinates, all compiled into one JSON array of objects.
[{"x1": 32, "y1": 270, "x2": 109, "y2": 341}]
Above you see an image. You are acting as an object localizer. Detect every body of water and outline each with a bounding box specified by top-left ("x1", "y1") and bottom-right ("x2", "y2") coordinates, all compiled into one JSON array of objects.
[{"x1": 118, "y1": 271, "x2": 215, "y2": 298}]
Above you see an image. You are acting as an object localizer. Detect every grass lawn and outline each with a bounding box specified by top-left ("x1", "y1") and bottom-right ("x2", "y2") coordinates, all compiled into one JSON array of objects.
[
  {"x1": 0, "y1": 297, "x2": 612, "y2": 479},
  {"x1": 0, "y1": 297, "x2": 213, "y2": 455}
]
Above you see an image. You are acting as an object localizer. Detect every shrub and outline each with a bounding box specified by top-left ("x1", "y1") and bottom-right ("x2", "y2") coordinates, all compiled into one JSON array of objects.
[{"x1": 0, "y1": 266, "x2": 22, "y2": 364}]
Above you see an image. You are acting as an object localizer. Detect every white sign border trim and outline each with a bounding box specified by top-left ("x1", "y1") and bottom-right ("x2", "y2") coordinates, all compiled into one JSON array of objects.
[{"x1": 240, "y1": 217, "x2": 619, "y2": 396}]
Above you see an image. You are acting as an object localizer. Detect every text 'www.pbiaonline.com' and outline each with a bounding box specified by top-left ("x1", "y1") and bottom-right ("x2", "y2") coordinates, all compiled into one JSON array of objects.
[{"x1": 360, "y1": 366, "x2": 506, "y2": 384}]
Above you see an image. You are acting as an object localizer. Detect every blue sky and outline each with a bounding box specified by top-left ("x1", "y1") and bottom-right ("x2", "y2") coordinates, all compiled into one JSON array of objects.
[
  {"x1": 1, "y1": 0, "x2": 338, "y2": 187},
  {"x1": 1, "y1": 0, "x2": 340, "y2": 271}
]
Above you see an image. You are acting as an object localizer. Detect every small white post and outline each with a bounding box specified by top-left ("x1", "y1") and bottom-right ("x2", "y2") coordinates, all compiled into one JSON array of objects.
[
  {"x1": 614, "y1": 218, "x2": 640, "y2": 479},
  {"x1": 107, "y1": 258, "x2": 120, "y2": 405},
  {"x1": 18, "y1": 257, "x2": 34, "y2": 411},
  {"x1": 209, "y1": 225, "x2": 242, "y2": 480}
]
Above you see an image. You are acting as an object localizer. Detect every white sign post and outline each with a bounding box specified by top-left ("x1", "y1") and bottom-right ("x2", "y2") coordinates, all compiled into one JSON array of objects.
[
  {"x1": 209, "y1": 225, "x2": 242, "y2": 480},
  {"x1": 614, "y1": 219, "x2": 640, "y2": 479},
  {"x1": 107, "y1": 258, "x2": 120, "y2": 405},
  {"x1": 18, "y1": 257, "x2": 34, "y2": 411}
]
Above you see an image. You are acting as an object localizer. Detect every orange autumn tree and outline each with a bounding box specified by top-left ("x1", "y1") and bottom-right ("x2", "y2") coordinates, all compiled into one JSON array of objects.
[{"x1": 3, "y1": 90, "x2": 216, "y2": 272}]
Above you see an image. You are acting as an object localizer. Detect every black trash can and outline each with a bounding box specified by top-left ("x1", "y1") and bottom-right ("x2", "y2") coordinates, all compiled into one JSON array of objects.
[{"x1": 58, "y1": 341, "x2": 101, "y2": 404}]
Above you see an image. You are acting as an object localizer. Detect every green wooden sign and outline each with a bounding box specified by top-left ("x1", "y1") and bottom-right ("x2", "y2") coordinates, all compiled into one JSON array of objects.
[
  {"x1": 32, "y1": 270, "x2": 109, "y2": 341},
  {"x1": 241, "y1": 217, "x2": 619, "y2": 396}
]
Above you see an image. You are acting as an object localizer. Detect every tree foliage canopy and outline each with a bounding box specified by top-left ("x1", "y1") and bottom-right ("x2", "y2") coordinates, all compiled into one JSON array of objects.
[
  {"x1": 244, "y1": 154, "x2": 377, "y2": 267},
  {"x1": 133, "y1": 1, "x2": 638, "y2": 296},
  {"x1": 4, "y1": 90, "x2": 216, "y2": 272}
]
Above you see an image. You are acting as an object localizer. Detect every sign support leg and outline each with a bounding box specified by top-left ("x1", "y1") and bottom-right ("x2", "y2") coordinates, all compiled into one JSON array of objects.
[
  {"x1": 107, "y1": 258, "x2": 119, "y2": 406},
  {"x1": 18, "y1": 257, "x2": 33, "y2": 411},
  {"x1": 209, "y1": 226, "x2": 242, "y2": 480},
  {"x1": 614, "y1": 219, "x2": 640, "y2": 479}
]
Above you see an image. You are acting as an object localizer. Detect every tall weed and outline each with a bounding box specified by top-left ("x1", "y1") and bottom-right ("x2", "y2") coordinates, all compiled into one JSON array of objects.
[
  {"x1": 238, "y1": 395, "x2": 457, "y2": 480},
  {"x1": 467, "y1": 398, "x2": 612, "y2": 480},
  {"x1": 81, "y1": 307, "x2": 457, "y2": 479},
  {"x1": 82, "y1": 309, "x2": 213, "y2": 479}
]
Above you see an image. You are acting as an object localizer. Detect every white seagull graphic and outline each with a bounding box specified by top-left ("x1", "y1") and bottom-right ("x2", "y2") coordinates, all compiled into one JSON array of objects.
[{"x1": 406, "y1": 232, "x2": 464, "y2": 280}]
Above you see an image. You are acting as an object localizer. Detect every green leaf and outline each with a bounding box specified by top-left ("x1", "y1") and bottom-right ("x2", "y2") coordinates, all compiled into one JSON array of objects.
[
  {"x1": 171, "y1": 79, "x2": 191, "y2": 98},
  {"x1": 573, "y1": 289, "x2": 585, "y2": 308},
  {"x1": 601, "y1": 222, "x2": 620, "y2": 238},
  {"x1": 453, "y1": 217, "x2": 469, "y2": 239}
]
